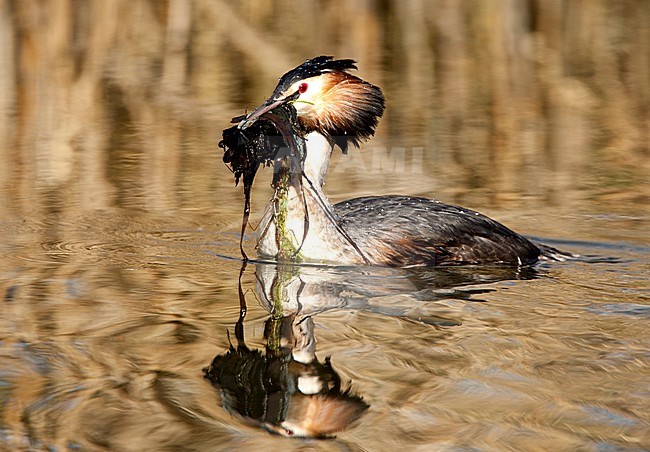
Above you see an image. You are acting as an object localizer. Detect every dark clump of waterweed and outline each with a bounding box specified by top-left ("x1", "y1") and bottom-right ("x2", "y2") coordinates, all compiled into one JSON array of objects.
[{"x1": 219, "y1": 104, "x2": 305, "y2": 260}]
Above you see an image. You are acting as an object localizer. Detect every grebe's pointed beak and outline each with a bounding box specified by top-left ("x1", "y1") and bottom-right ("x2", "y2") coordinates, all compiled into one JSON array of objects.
[{"x1": 238, "y1": 91, "x2": 300, "y2": 129}]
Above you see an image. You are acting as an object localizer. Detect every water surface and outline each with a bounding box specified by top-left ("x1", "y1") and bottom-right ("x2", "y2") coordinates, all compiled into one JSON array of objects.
[{"x1": 1, "y1": 1, "x2": 649, "y2": 450}]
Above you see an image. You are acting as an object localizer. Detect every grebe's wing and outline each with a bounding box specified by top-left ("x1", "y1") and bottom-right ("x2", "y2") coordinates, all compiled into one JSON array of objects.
[{"x1": 334, "y1": 195, "x2": 541, "y2": 266}]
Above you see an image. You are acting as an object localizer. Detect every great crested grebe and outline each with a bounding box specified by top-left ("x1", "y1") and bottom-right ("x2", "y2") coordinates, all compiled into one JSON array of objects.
[{"x1": 224, "y1": 56, "x2": 563, "y2": 267}]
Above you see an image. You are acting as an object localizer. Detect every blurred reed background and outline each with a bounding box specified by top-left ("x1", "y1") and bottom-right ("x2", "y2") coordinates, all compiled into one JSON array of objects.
[{"x1": 0, "y1": 0, "x2": 647, "y2": 224}]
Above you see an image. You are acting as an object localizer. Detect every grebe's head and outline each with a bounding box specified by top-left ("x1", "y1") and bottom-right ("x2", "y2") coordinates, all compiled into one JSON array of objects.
[{"x1": 239, "y1": 56, "x2": 385, "y2": 152}]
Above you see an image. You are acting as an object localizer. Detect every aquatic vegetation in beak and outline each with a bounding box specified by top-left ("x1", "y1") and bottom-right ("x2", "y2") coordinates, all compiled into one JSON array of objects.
[{"x1": 219, "y1": 104, "x2": 307, "y2": 260}]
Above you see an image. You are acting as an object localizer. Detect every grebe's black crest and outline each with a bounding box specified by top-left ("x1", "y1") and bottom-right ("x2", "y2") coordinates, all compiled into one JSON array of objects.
[{"x1": 272, "y1": 56, "x2": 359, "y2": 97}]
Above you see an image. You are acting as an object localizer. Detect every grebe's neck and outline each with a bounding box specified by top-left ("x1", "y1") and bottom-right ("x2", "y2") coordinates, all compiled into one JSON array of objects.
[
  {"x1": 256, "y1": 132, "x2": 367, "y2": 264},
  {"x1": 302, "y1": 131, "x2": 333, "y2": 188}
]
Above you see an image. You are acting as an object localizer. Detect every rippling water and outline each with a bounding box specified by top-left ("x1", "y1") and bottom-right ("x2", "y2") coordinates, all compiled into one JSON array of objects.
[
  {"x1": 1, "y1": 1, "x2": 649, "y2": 451},
  {"x1": 1, "y1": 214, "x2": 648, "y2": 450}
]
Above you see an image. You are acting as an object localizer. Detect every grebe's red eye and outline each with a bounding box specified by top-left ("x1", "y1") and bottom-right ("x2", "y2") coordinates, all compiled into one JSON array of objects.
[{"x1": 298, "y1": 83, "x2": 308, "y2": 94}]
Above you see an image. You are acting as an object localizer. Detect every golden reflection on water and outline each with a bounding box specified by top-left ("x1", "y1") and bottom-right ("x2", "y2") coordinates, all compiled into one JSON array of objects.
[{"x1": 0, "y1": 1, "x2": 649, "y2": 450}]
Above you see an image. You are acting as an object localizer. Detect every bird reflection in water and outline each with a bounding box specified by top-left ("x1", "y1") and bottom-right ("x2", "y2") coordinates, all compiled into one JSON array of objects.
[
  {"x1": 203, "y1": 263, "x2": 368, "y2": 438},
  {"x1": 204, "y1": 261, "x2": 540, "y2": 438}
]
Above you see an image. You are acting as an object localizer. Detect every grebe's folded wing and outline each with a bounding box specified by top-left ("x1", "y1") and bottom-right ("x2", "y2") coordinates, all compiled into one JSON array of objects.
[{"x1": 334, "y1": 196, "x2": 541, "y2": 266}]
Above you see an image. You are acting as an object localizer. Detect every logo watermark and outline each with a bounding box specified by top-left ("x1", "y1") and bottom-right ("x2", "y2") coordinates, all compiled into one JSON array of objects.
[{"x1": 330, "y1": 146, "x2": 425, "y2": 175}]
